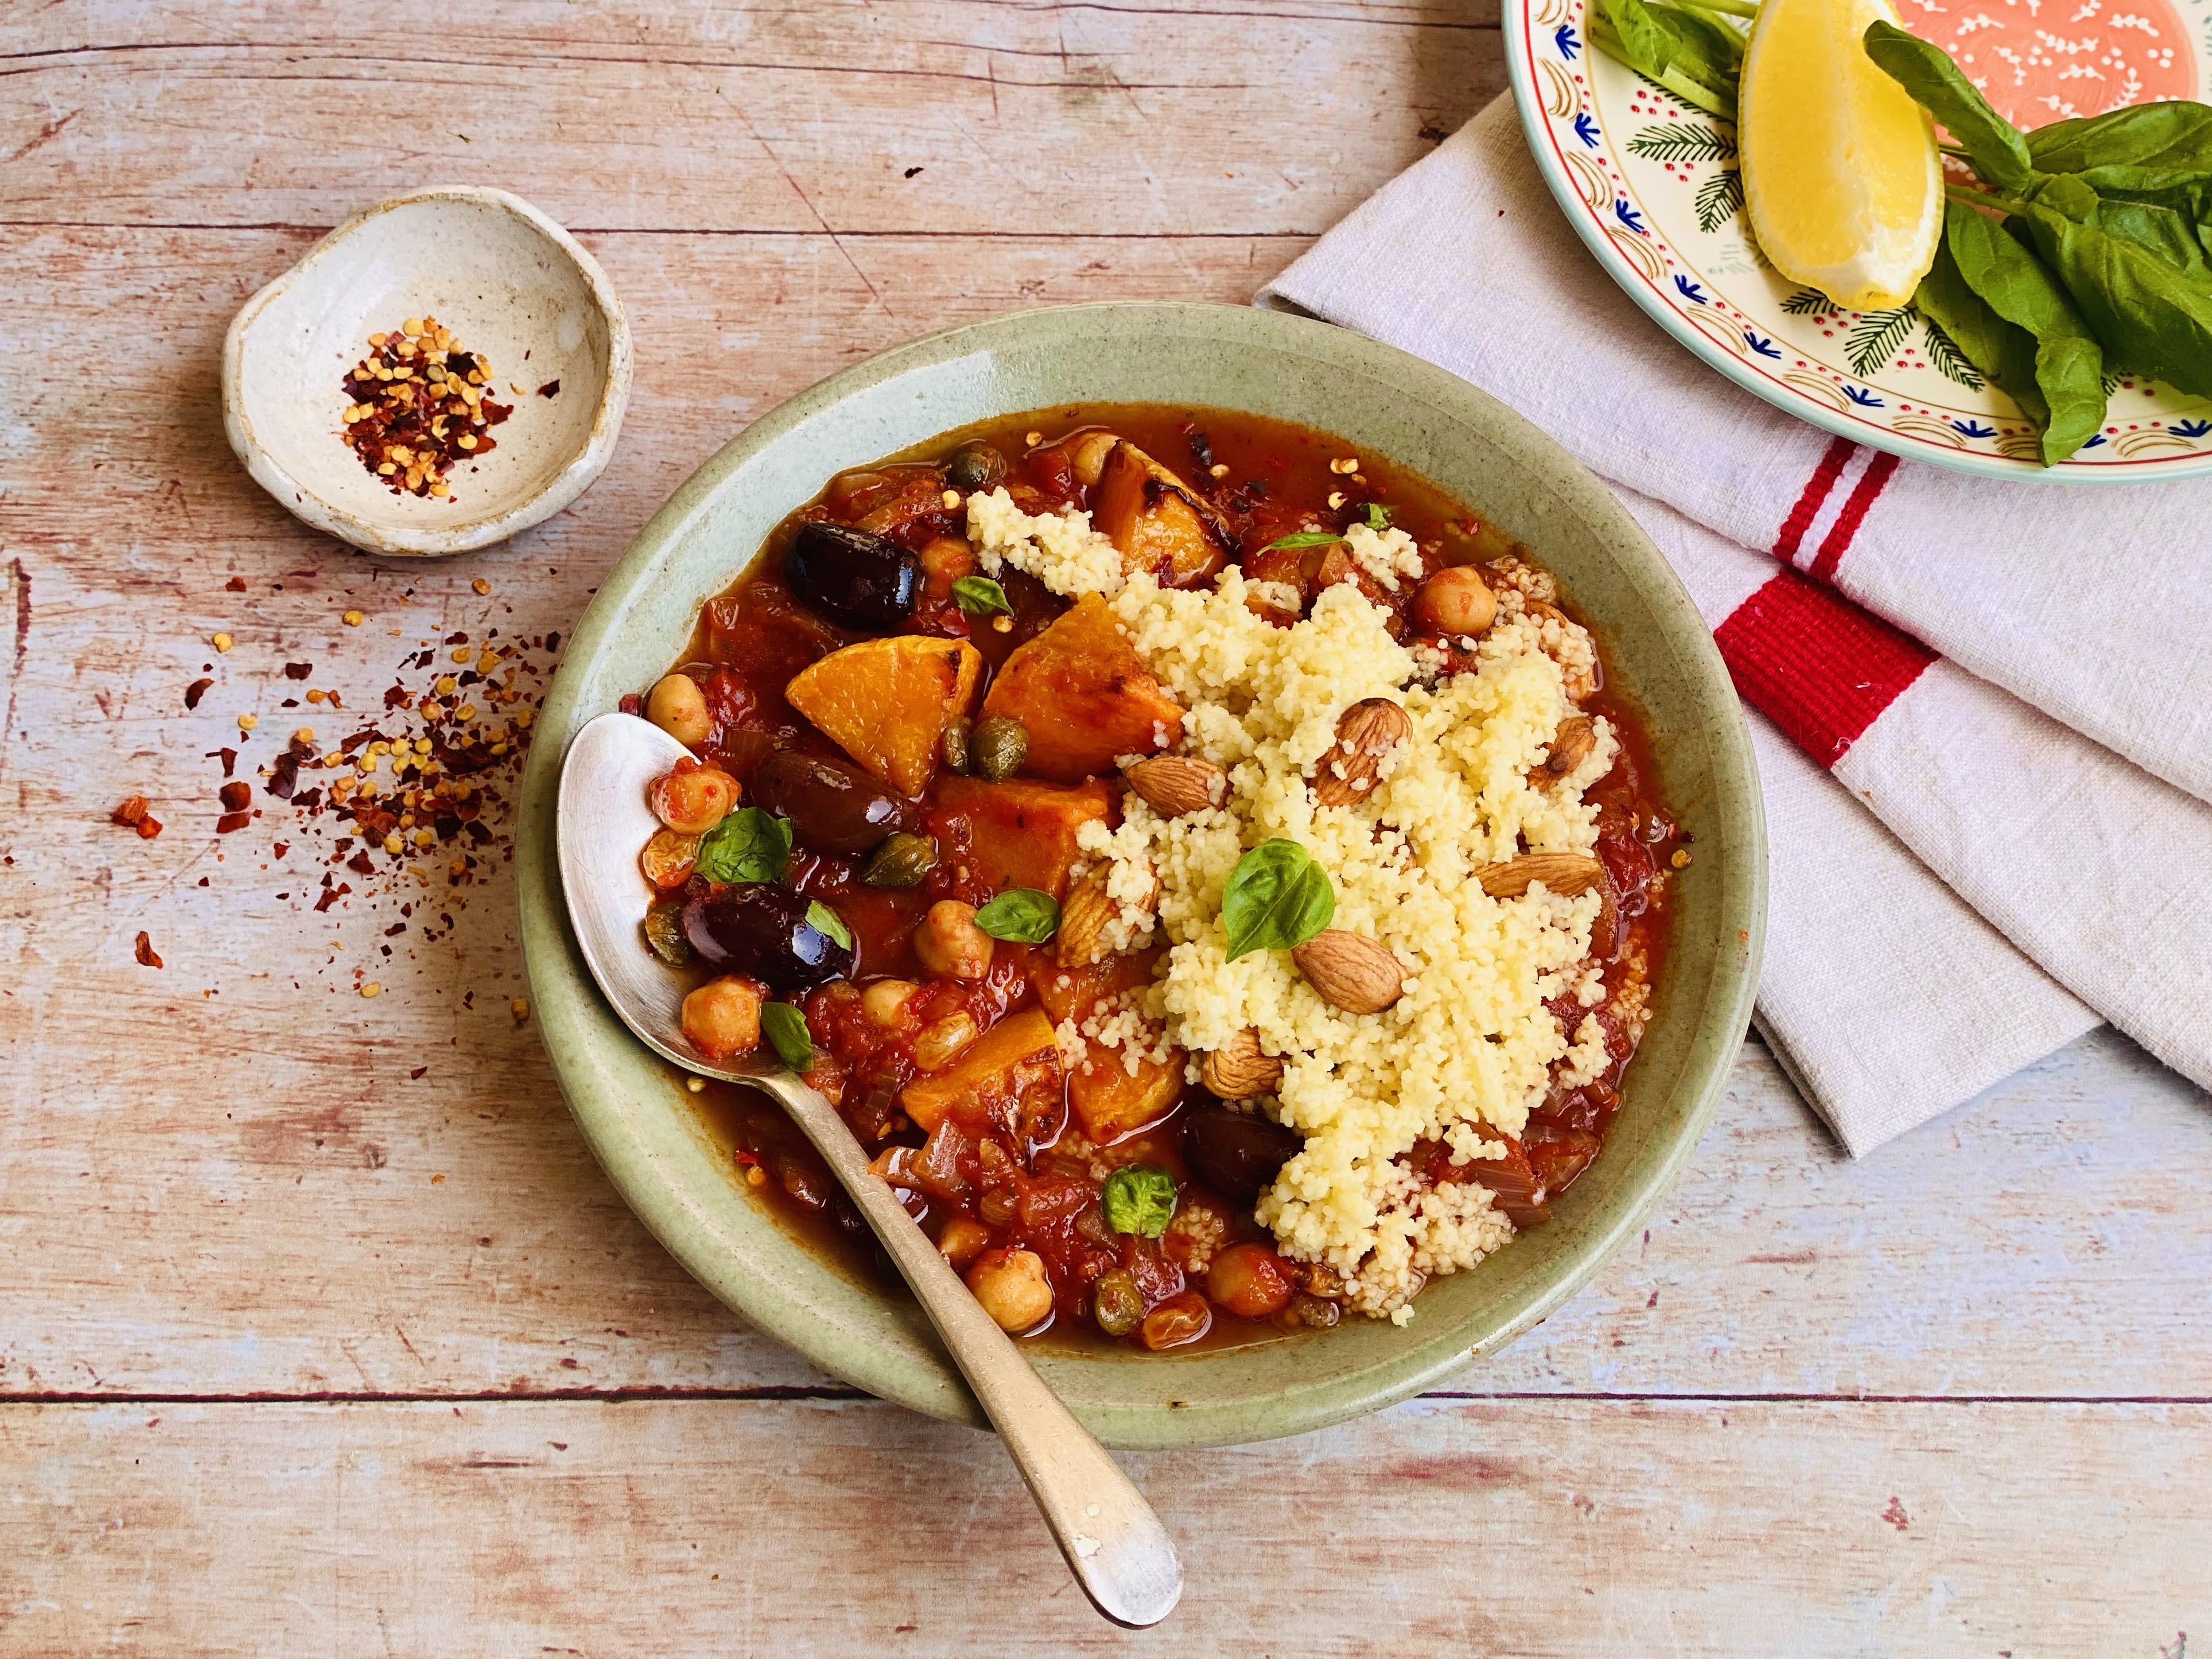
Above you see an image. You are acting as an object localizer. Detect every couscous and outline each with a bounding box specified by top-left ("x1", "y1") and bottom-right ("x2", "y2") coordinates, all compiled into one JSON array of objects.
[{"x1": 623, "y1": 406, "x2": 1680, "y2": 1347}]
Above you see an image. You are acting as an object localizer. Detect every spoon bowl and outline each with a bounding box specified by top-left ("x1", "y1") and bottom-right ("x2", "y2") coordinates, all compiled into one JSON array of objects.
[{"x1": 554, "y1": 710, "x2": 1184, "y2": 1629}]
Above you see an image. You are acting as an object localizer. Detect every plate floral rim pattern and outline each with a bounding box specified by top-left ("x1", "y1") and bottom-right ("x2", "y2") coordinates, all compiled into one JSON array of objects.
[{"x1": 1502, "y1": 0, "x2": 2212, "y2": 484}]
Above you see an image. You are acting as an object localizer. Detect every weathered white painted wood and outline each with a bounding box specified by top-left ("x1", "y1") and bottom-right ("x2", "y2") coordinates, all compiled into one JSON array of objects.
[
  {"x1": 0, "y1": 2, "x2": 1496, "y2": 236},
  {"x1": 2, "y1": 1396, "x2": 2205, "y2": 1654}
]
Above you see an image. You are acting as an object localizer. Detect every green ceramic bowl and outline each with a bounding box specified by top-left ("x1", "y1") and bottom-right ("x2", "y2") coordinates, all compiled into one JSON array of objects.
[{"x1": 516, "y1": 301, "x2": 1765, "y2": 1449}]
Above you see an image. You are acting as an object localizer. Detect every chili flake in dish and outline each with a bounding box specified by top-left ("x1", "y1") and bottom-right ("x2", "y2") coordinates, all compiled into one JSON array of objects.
[
  {"x1": 625, "y1": 407, "x2": 1680, "y2": 1347},
  {"x1": 339, "y1": 315, "x2": 512, "y2": 499}
]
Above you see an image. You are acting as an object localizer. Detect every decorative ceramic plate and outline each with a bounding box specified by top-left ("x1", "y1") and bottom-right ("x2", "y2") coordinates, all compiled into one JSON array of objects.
[
  {"x1": 516, "y1": 302, "x2": 1766, "y2": 1450},
  {"x1": 1504, "y1": 0, "x2": 2212, "y2": 481}
]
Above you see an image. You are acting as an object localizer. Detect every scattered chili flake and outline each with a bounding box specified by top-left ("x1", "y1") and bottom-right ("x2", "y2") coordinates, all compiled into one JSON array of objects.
[
  {"x1": 284, "y1": 662, "x2": 313, "y2": 680},
  {"x1": 225, "y1": 576, "x2": 247, "y2": 593},
  {"x1": 185, "y1": 678, "x2": 213, "y2": 710},
  {"x1": 410, "y1": 1066, "x2": 429, "y2": 1080},
  {"x1": 338, "y1": 315, "x2": 512, "y2": 500},
  {"x1": 134, "y1": 931, "x2": 164, "y2": 969},
  {"x1": 217, "y1": 811, "x2": 251, "y2": 834},
  {"x1": 112, "y1": 795, "x2": 164, "y2": 840},
  {"x1": 218, "y1": 781, "x2": 251, "y2": 811},
  {"x1": 511, "y1": 997, "x2": 531, "y2": 1024},
  {"x1": 536, "y1": 380, "x2": 560, "y2": 398}
]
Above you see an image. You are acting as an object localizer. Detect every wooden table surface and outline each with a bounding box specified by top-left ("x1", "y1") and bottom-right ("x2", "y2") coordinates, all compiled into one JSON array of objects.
[{"x1": 4, "y1": 4, "x2": 2209, "y2": 1652}]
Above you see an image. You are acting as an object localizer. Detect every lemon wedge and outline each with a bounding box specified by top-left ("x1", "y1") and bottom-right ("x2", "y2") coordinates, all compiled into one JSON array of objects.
[{"x1": 1739, "y1": 0, "x2": 1942, "y2": 311}]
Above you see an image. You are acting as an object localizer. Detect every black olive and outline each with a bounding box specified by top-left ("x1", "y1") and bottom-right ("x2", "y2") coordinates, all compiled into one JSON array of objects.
[
  {"x1": 784, "y1": 522, "x2": 922, "y2": 631},
  {"x1": 1183, "y1": 1106, "x2": 1303, "y2": 1200},
  {"x1": 751, "y1": 751, "x2": 918, "y2": 857},
  {"x1": 682, "y1": 883, "x2": 854, "y2": 993},
  {"x1": 943, "y1": 443, "x2": 1006, "y2": 493}
]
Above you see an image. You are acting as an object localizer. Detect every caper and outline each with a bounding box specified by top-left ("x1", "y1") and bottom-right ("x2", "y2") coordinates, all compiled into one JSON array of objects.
[
  {"x1": 940, "y1": 717, "x2": 973, "y2": 775},
  {"x1": 1093, "y1": 1268, "x2": 1145, "y2": 1338},
  {"x1": 973, "y1": 714, "x2": 1028, "y2": 782},
  {"x1": 644, "y1": 900, "x2": 694, "y2": 965},
  {"x1": 861, "y1": 831, "x2": 938, "y2": 889},
  {"x1": 943, "y1": 443, "x2": 1006, "y2": 494}
]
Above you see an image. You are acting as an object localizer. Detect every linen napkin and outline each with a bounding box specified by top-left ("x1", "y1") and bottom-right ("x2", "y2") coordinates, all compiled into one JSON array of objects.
[{"x1": 1258, "y1": 98, "x2": 2212, "y2": 1152}]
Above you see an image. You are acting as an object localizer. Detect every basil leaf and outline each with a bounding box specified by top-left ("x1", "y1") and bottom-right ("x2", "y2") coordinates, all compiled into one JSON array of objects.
[
  {"x1": 1221, "y1": 838, "x2": 1335, "y2": 961},
  {"x1": 693, "y1": 807, "x2": 792, "y2": 884},
  {"x1": 2030, "y1": 103, "x2": 2212, "y2": 219},
  {"x1": 1863, "y1": 22, "x2": 2036, "y2": 194},
  {"x1": 951, "y1": 575, "x2": 1013, "y2": 618},
  {"x1": 1099, "y1": 1165, "x2": 1178, "y2": 1238},
  {"x1": 1260, "y1": 530, "x2": 1344, "y2": 551},
  {"x1": 761, "y1": 1001, "x2": 814, "y2": 1073},
  {"x1": 972, "y1": 888, "x2": 1059, "y2": 943},
  {"x1": 1916, "y1": 235, "x2": 2052, "y2": 434},
  {"x1": 2013, "y1": 178, "x2": 2212, "y2": 399},
  {"x1": 1591, "y1": 0, "x2": 1742, "y2": 118},
  {"x1": 1362, "y1": 502, "x2": 1395, "y2": 530},
  {"x1": 2028, "y1": 172, "x2": 2212, "y2": 283},
  {"x1": 804, "y1": 899, "x2": 854, "y2": 952},
  {"x1": 1940, "y1": 201, "x2": 2105, "y2": 463}
]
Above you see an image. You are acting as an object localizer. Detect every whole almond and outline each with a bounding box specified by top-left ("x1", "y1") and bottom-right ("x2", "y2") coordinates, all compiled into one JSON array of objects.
[
  {"x1": 1124, "y1": 753, "x2": 1227, "y2": 817},
  {"x1": 1543, "y1": 714, "x2": 1596, "y2": 778},
  {"x1": 1476, "y1": 852, "x2": 1604, "y2": 899},
  {"x1": 1312, "y1": 698, "x2": 1412, "y2": 809},
  {"x1": 1056, "y1": 867, "x2": 1115, "y2": 968},
  {"x1": 1291, "y1": 928, "x2": 1409, "y2": 1015},
  {"x1": 1056, "y1": 862, "x2": 1157, "y2": 968},
  {"x1": 1199, "y1": 1028, "x2": 1284, "y2": 1099}
]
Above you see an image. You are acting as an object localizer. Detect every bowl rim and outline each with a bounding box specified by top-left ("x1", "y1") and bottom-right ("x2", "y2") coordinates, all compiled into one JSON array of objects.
[
  {"x1": 219, "y1": 184, "x2": 635, "y2": 558},
  {"x1": 516, "y1": 300, "x2": 1766, "y2": 1447}
]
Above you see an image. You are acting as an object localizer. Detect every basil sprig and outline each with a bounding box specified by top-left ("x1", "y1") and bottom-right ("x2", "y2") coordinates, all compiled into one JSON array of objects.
[
  {"x1": 1221, "y1": 838, "x2": 1335, "y2": 961},
  {"x1": 1259, "y1": 530, "x2": 1343, "y2": 552},
  {"x1": 694, "y1": 807, "x2": 792, "y2": 884},
  {"x1": 1857, "y1": 23, "x2": 2212, "y2": 459},
  {"x1": 761, "y1": 1001, "x2": 814, "y2": 1073},
  {"x1": 951, "y1": 575, "x2": 1013, "y2": 618},
  {"x1": 1362, "y1": 502, "x2": 1395, "y2": 530},
  {"x1": 973, "y1": 888, "x2": 1059, "y2": 943}
]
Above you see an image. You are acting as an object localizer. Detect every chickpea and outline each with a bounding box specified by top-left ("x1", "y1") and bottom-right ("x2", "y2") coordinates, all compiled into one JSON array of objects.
[
  {"x1": 918, "y1": 535, "x2": 977, "y2": 586},
  {"x1": 1413, "y1": 566, "x2": 1497, "y2": 638},
  {"x1": 860, "y1": 978, "x2": 919, "y2": 1028},
  {"x1": 1070, "y1": 431, "x2": 1120, "y2": 488},
  {"x1": 646, "y1": 673, "x2": 713, "y2": 748},
  {"x1": 936, "y1": 1216, "x2": 993, "y2": 1272},
  {"x1": 913, "y1": 899, "x2": 993, "y2": 980},
  {"x1": 651, "y1": 765, "x2": 740, "y2": 836},
  {"x1": 682, "y1": 976, "x2": 764, "y2": 1060},
  {"x1": 966, "y1": 1246, "x2": 1055, "y2": 1332},
  {"x1": 1207, "y1": 1241, "x2": 1296, "y2": 1319}
]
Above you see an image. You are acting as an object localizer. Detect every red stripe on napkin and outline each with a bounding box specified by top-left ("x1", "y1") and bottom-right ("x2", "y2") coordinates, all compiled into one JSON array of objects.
[
  {"x1": 1772, "y1": 436, "x2": 1856, "y2": 563},
  {"x1": 1714, "y1": 569, "x2": 1937, "y2": 766},
  {"x1": 1807, "y1": 452, "x2": 1899, "y2": 584}
]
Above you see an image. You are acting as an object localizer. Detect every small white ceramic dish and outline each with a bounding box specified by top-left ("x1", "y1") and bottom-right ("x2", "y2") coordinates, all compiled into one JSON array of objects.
[{"x1": 222, "y1": 186, "x2": 632, "y2": 555}]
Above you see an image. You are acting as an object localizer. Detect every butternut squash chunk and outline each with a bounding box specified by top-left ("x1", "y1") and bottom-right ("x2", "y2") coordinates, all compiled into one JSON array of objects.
[
  {"x1": 934, "y1": 776, "x2": 1113, "y2": 900},
  {"x1": 978, "y1": 594, "x2": 1184, "y2": 783},
  {"x1": 1090, "y1": 441, "x2": 1230, "y2": 589},
  {"x1": 786, "y1": 635, "x2": 982, "y2": 797},
  {"x1": 900, "y1": 1008, "x2": 1063, "y2": 1133},
  {"x1": 1035, "y1": 947, "x2": 1183, "y2": 1142}
]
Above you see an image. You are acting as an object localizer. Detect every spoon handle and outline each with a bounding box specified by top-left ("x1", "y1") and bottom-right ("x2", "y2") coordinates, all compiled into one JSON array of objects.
[{"x1": 772, "y1": 1081, "x2": 1184, "y2": 1629}]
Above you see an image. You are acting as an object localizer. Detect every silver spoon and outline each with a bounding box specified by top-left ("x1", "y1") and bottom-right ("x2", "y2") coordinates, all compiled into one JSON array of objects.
[{"x1": 556, "y1": 710, "x2": 1184, "y2": 1629}]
